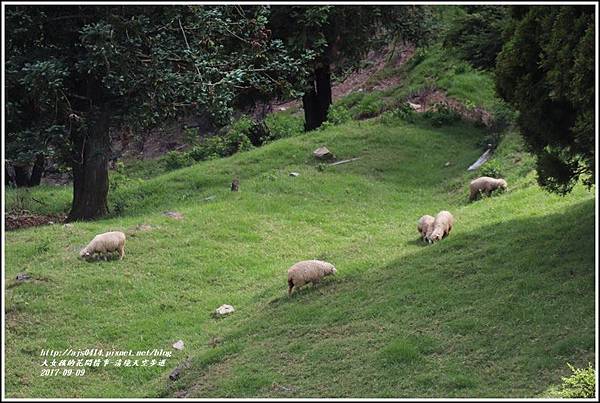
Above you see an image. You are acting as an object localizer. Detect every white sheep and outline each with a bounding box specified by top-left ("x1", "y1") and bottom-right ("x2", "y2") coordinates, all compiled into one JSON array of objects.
[
  {"x1": 469, "y1": 176, "x2": 508, "y2": 201},
  {"x1": 79, "y1": 231, "x2": 126, "y2": 261},
  {"x1": 428, "y1": 211, "x2": 454, "y2": 243},
  {"x1": 417, "y1": 215, "x2": 435, "y2": 242},
  {"x1": 287, "y1": 260, "x2": 337, "y2": 295}
]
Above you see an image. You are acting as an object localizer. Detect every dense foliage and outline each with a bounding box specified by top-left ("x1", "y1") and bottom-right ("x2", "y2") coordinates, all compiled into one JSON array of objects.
[
  {"x1": 495, "y1": 5, "x2": 594, "y2": 194},
  {"x1": 268, "y1": 5, "x2": 434, "y2": 130},
  {"x1": 6, "y1": 5, "x2": 309, "y2": 219},
  {"x1": 442, "y1": 6, "x2": 510, "y2": 70}
]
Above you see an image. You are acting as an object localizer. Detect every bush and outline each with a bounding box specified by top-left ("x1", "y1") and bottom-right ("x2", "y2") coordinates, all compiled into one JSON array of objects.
[
  {"x1": 353, "y1": 93, "x2": 386, "y2": 119},
  {"x1": 557, "y1": 363, "x2": 595, "y2": 398},
  {"x1": 380, "y1": 104, "x2": 417, "y2": 126},
  {"x1": 264, "y1": 112, "x2": 303, "y2": 142},
  {"x1": 423, "y1": 103, "x2": 460, "y2": 127},
  {"x1": 163, "y1": 150, "x2": 194, "y2": 171},
  {"x1": 479, "y1": 160, "x2": 503, "y2": 178},
  {"x1": 326, "y1": 104, "x2": 353, "y2": 125}
]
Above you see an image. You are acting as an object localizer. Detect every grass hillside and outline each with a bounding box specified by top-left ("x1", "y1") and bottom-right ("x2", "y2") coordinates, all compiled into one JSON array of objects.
[{"x1": 4, "y1": 113, "x2": 595, "y2": 397}]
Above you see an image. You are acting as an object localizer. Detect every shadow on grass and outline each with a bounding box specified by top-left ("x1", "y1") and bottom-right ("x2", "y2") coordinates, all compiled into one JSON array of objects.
[{"x1": 177, "y1": 198, "x2": 595, "y2": 398}]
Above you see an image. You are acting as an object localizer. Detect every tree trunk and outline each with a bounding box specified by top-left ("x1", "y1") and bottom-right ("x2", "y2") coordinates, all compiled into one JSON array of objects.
[
  {"x1": 28, "y1": 153, "x2": 45, "y2": 187},
  {"x1": 14, "y1": 165, "x2": 30, "y2": 187},
  {"x1": 303, "y1": 63, "x2": 332, "y2": 131},
  {"x1": 66, "y1": 109, "x2": 111, "y2": 222}
]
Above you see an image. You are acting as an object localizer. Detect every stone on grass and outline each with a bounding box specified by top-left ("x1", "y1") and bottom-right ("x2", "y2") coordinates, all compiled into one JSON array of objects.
[
  {"x1": 164, "y1": 211, "x2": 184, "y2": 220},
  {"x1": 172, "y1": 340, "x2": 184, "y2": 350},
  {"x1": 313, "y1": 146, "x2": 334, "y2": 160},
  {"x1": 16, "y1": 273, "x2": 32, "y2": 282},
  {"x1": 289, "y1": 172, "x2": 300, "y2": 177},
  {"x1": 213, "y1": 304, "x2": 235, "y2": 318}
]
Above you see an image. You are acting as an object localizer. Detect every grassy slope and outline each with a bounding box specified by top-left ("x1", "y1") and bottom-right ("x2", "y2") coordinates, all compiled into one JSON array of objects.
[{"x1": 4, "y1": 115, "x2": 595, "y2": 397}]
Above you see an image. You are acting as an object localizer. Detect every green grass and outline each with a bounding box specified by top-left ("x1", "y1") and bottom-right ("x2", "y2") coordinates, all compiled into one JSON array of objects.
[{"x1": 4, "y1": 115, "x2": 595, "y2": 398}]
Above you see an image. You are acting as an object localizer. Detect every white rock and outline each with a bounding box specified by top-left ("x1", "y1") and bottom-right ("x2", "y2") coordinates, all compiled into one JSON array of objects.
[
  {"x1": 172, "y1": 340, "x2": 184, "y2": 350},
  {"x1": 407, "y1": 101, "x2": 421, "y2": 111},
  {"x1": 214, "y1": 304, "x2": 235, "y2": 317},
  {"x1": 278, "y1": 107, "x2": 287, "y2": 111},
  {"x1": 313, "y1": 146, "x2": 333, "y2": 160},
  {"x1": 289, "y1": 172, "x2": 300, "y2": 177}
]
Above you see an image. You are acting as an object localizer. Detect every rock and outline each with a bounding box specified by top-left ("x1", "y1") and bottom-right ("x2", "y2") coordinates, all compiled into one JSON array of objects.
[
  {"x1": 48, "y1": 221, "x2": 54, "y2": 225},
  {"x1": 407, "y1": 101, "x2": 421, "y2": 111},
  {"x1": 213, "y1": 304, "x2": 235, "y2": 318},
  {"x1": 136, "y1": 224, "x2": 153, "y2": 231},
  {"x1": 203, "y1": 195, "x2": 216, "y2": 201},
  {"x1": 278, "y1": 107, "x2": 287, "y2": 111},
  {"x1": 289, "y1": 172, "x2": 300, "y2": 177},
  {"x1": 164, "y1": 211, "x2": 184, "y2": 220},
  {"x1": 16, "y1": 273, "x2": 31, "y2": 282},
  {"x1": 444, "y1": 161, "x2": 451, "y2": 167},
  {"x1": 63, "y1": 223, "x2": 73, "y2": 228},
  {"x1": 174, "y1": 390, "x2": 187, "y2": 398},
  {"x1": 169, "y1": 367, "x2": 182, "y2": 381},
  {"x1": 172, "y1": 340, "x2": 184, "y2": 350},
  {"x1": 231, "y1": 178, "x2": 239, "y2": 192},
  {"x1": 313, "y1": 146, "x2": 334, "y2": 160}
]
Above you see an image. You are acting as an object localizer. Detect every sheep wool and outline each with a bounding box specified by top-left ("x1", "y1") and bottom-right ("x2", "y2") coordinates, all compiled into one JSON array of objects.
[
  {"x1": 469, "y1": 176, "x2": 508, "y2": 201},
  {"x1": 417, "y1": 215, "x2": 435, "y2": 241},
  {"x1": 287, "y1": 260, "x2": 336, "y2": 295},
  {"x1": 428, "y1": 211, "x2": 454, "y2": 243},
  {"x1": 80, "y1": 231, "x2": 126, "y2": 260}
]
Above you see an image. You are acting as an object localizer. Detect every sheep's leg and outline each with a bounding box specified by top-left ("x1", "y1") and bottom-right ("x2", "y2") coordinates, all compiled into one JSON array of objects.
[
  {"x1": 288, "y1": 279, "x2": 294, "y2": 296},
  {"x1": 118, "y1": 245, "x2": 125, "y2": 260}
]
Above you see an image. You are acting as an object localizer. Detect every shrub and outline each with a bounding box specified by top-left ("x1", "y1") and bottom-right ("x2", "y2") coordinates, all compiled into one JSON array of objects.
[
  {"x1": 423, "y1": 103, "x2": 460, "y2": 126},
  {"x1": 479, "y1": 160, "x2": 503, "y2": 178},
  {"x1": 326, "y1": 104, "x2": 353, "y2": 125},
  {"x1": 380, "y1": 104, "x2": 417, "y2": 126},
  {"x1": 264, "y1": 112, "x2": 303, "y2": 142},
  {"x1": 557, "y1": 363, "x2": 595, "y2": 398},
  {"x1": 163, "y1": 150, "x2": 194, "y2": 171},
  {"x1": 352, "y1": 93, "x2": 386, "y2": 119}
]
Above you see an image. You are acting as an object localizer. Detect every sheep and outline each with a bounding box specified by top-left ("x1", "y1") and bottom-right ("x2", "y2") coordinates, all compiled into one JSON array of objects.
[
  {"x1": 428, "y1": 211, "x2": 454, "y2": 243},
  {"x1": 417, "y1": 215, "x2": 435, "y2": 242},
  {"x1": 287, "y1": 260, "x2": 336, "y2": 295},
  {"x1": 79, "y1": 231, "x2": 126, "y2": 261},
  {"x1": 469, "y1": 176, "x2": 508, "y2": 201}
]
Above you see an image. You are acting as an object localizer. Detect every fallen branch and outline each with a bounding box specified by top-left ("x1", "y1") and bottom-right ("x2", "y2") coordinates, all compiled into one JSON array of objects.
[
  {"x1": 329, "y1": 157, "x2": 361, "y2": 166},
  {"x1": 467, "y1": 149, "x2": 493, "y2": 171}
]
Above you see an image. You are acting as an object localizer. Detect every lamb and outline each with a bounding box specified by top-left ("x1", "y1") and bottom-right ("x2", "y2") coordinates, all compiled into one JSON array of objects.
[
  {"x1": 417, "y1": 215, "x2": 435, "y2": 242},
  {"x1": 469, "y1": 176, "x2": 508, "y2": 201},
  {"x1": 428, "y1": 211, "x2": 454, "y2": 243},
  {"x1": 79, "y1": 231, "x2": 126, "y2": 261},
  {"x1": 287, "y1": 260, "x2": 336, "y2": 295}
]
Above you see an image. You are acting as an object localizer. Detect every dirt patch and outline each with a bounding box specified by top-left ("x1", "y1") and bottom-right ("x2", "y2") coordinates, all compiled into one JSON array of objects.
[
  {"x1": 407, "y1": 88, "x2": 492, "y2": 127},
  {"x1": 5, "y1": 210, "x2": 66, "y2": 231}
]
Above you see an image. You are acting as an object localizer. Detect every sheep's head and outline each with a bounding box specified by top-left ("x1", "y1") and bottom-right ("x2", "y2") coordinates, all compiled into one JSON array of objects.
[
  {"x1": 79, "y1": 248, "x2": 91, "y2": 260},
  {"x1": 324, "y1": 264, "x2": 337, "y2": 276},
  {"x1": 499, "y1": 179, "x2": 508, "y2": 190},
  {"x1": 429, "y1": 229, "x2": 443, "y2": 243}
]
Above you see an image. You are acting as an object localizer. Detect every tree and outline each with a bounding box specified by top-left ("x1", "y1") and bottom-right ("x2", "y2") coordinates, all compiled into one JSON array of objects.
[
  {"x1": 495, "y1": 6, "x2": 594, "y2": 194},
  {"x1": 269, "y1": 5, "x2": 434, "y2": 131},
  {"x1": 442, "y1": 6, "x2": 510, "y2": 70},
  {"x1": 6, "y1": 5, "x2": 307, "y2": 220}
]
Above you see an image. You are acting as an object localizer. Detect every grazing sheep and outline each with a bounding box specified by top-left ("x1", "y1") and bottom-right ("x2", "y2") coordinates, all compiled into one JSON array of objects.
[
  {"x1": 469, "y1": 176, "x2": 508, "y2": 201},
  {"x1": 417, "y1": 215, "x2": 435, "y2": 242},
  {"x1": 79, "y1": 231, "x2": 126, "y2": 261},
  {"x1": 428, "y1": 211, "x2": 454, "y2": 243},
  {"x1": 288, "y1": 260, "x2": 336, "y2": 295}
]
